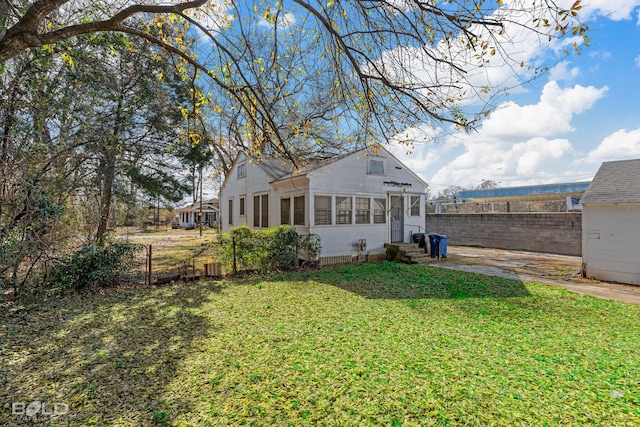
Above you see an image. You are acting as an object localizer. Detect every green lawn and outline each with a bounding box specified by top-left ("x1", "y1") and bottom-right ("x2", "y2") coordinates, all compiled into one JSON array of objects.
[{"x1": 2, "y1": 262, "x2": 639, "y2": 426}]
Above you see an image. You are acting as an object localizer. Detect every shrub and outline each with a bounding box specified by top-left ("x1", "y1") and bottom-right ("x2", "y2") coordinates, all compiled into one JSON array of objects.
[
  {"x1": 48, "y1": 243, "x2": 145, "y2": 292},
  {"x1": 215, "y1": 225, "x2": 312, "y2": 273},
  {"x1": 217, "y1": 225, "x2": 258, "y2": 272},
  {"x1": 263, "y1": 226, "x2": 299, "y2": 270}
]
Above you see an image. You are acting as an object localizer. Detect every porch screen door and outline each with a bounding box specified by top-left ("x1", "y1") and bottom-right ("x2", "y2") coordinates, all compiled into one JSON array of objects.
[{"x1": 390, "y1": 195, "x2": 403, "y2": 243}]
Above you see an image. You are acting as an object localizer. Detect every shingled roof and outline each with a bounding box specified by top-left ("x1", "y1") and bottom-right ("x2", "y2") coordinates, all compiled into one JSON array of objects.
[
  {"x1": 255, "y1": 148, "x2": 365, "y2": 183},
  {"x1": 581, "y1": 159, "x2": 640, "y2": 204}
]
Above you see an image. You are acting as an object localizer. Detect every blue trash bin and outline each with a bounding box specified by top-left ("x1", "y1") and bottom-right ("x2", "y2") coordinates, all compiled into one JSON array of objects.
[
  {"x1": 438, "y1": 235, "x2": 449, "y2": 259},
  {"x1": 428, "y1": 234, "x2": 439, "y2": 258}
]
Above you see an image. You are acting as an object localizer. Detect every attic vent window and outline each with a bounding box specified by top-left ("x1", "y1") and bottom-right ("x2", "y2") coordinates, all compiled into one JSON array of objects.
[
  {"x1": 237, "y1": 162, "x2": 246, "y2": 178},
  {"x1": 368, "y1": 159, "x2": 384, "y2": 175}
]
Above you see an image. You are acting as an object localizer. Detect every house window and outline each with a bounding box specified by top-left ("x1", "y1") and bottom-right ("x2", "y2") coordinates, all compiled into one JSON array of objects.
[
  {"x1": 294, "y1": 196, "x2": 305, "y2": 225},
  {"x1": 314, "y1": 196, "x2": 332, "y2": 225},
  {"x1": 367, "y1": 159, "x2": 384, "y2": 175},
  {"x1": 281, "y1": 198, "x2": 291, "y2": 225},
  {"x1": 253, "y1": 195, "x2": 260, "y2": 227},
  {"x1": 254, "y1": 193, "x2": 269, "y2": 228},
  {"x1": 228, "y1": 199, "x2": 233, "y2": 225},
  {"x1": 239, "y1": 196, "x2": 245, "y2": 216},
  {"x1": 374, "y1": 198, "x2": 386, "y2": 224},
  {"x1": 356, "y1": 197, "x2": 370, "y2": 224},
  {"x1": 336, "y1": 196, "x2": 352, "y2": 225},
  {"x1": 237, "y1": 161, "x2": 246, "y2": 178},
  {"x1": 410, "y1": 196, "x2": 421, "y2": 216},
  {"x1": 261, "y1": 194, "x2": 269, "y2": 228}
]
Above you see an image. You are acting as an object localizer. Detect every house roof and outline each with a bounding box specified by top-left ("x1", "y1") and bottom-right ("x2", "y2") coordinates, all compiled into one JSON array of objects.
[
  {"x1": 220, "y1": 145, "x2": 429, "y2": 192},
  {"x1": 264, "y1": 146, "x2": 428, "y2": 188},
  {"x1": 581, "y1": 159, "x2": 640, "y2": 204},
  {"x1": 176, "y1": 198, "x2": 219, "y2": 213},
  {"x1": 255, "y1": 156, "x2": 302, "y2": 180},
  {"x1": 257, "y1": 151, "x2": 353, "y2": 182}
]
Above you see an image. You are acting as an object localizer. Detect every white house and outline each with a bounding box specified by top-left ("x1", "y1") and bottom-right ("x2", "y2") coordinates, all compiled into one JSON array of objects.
[
  {"x1": 176, "y1": 198, "x2": 219, "y2": 229},
  {"x1": 581, "y1": 159, "x2": 640, "y2": 285},
  {"x1": 219, "y1": 146, "x2": 428, "y2": 265}
]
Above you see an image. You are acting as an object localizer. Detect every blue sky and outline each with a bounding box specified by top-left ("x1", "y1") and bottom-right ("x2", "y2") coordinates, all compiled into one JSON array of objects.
[{"x1": 389, "y1": 2, "x2": 640, "y2": 195}]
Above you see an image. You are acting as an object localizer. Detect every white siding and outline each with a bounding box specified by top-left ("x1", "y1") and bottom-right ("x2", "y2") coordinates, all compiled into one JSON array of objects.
[
  {"x1": 273, "y1": 185, "x2": 311, "y2": 235},
  {"x1": 582, "y1": 203, "x2": 640, "y2": 285},
  {"x1": 220, "y1": 155, "x2": 274, "y2": 232},
  {"x1": 307, "y1": 152, "x2": 427, "y2": 258},
  {"x1": 219, "y1": 148, "x2": 428, "y2": 262},
  {"x1": 310, "y1": 223, "x2": 387, "y2": 258}
]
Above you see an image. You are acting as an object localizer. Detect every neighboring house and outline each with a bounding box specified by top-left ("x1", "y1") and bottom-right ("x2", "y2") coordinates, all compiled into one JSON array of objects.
[
  {"x1": 219, "y1": 146, "x2": 428, "y2": 265},
  {"x1": 176, "y1": 198, "x2": 219, "y2": 229},
  {"x1": 581, "y1": 159, "x2": 640, "y2": 285}
]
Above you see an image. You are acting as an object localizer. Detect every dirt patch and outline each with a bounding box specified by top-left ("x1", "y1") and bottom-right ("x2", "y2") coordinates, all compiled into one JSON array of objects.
[
  {"x1": 445, "y1": 246, "x2": 586, "y2": 283},
  {"x1": 440, "y1": 246, "x2": 640, "y2": 305}
]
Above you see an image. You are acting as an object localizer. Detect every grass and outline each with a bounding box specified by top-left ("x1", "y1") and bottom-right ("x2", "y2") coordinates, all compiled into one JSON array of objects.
[{"x1": 2, "y1": 262, "x2": 640, "y2": 426}]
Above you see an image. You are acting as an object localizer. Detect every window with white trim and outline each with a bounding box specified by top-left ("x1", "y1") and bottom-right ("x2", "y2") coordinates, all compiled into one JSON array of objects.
[
  {"x1": 410, "y1": 195, "x2": 421, "y2": 216},
  {"x1": 228, "y1": 199, "x2": 233, "y2": 225},
  {"x1": 281, "y1": 198, "x2": 291, "y2": 225},
  {"x1": 294, "y1": 196, "x2": 305, "y2": 225},
  {"x1": 237, "y1": 161, "x2": 246, "y2": 178},
  {"x1": 239, "y1": 196, "x2": 245, "y2": 216},
  {"x1": 355, "y1": 197, "x2": 370, "y2": 224},
  {"x1": 373, "y1": 198, "x2": 386, "y2": 224},
  {"x1": 336, "y1": 196, "x2": 352, "y2": 224},
  {"x1": 367, "y1": 159, "x2": 384, "y2": 175},
  {"x1": 253, "y1": 193, "x2": 269, "y2": 228},
  {"x1": 314, "y1": 196, "x2": 331, "y2": 225}
]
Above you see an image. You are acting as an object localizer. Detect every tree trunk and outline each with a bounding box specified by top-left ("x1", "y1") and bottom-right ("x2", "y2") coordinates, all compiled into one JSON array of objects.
[
  {"x1": 95, "y1": 96, "x2": 124, "y2": 246},
  {"x1": 96, "y1": 157, "x2": 115, "y2": 246}
]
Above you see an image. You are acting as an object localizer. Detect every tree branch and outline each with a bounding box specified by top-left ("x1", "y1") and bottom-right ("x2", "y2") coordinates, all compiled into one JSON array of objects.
[{"x1": 0, "y1": 0, "x2": 208, "y2": 63}]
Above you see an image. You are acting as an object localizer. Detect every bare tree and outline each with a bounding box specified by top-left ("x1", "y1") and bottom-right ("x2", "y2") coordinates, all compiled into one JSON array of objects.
[{"x1": 1, "y1": 1, "x2": 588, "y2": 165}]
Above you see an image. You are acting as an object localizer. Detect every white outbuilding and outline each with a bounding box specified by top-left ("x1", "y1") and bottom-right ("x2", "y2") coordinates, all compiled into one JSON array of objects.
[{"x1": 581, "y1": 159, "x2": 640, "y2": 285}]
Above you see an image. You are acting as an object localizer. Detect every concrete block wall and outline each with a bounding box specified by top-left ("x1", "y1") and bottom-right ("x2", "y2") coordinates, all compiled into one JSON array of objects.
[{"x1": 425, "y1": 213, "x2": 582, "y2": 256}]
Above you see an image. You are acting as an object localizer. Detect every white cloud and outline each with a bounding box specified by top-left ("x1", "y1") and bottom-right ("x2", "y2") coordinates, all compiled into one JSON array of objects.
[
  {"x1": 374, "y1": 2, "x2": 588, "y2": 113},
  {"x1": 548, "y1": 61, "x2": 580, "y2": 81},
  {"x1": 578, "y1": 0, "x2": 640, "y2": 21},
  {"x1": 425, "y1": 136, "x2": 574, "y2": 191},
  {"x1": 584, "y1": 128, "x2": 640, "y2": 164},
  {"x1": 387, "y1": 125, "x2": 447, "y2": 174},
  {"x1": 589, "y1": 50, "x2": 612, "y2": 60},
  {"x1": 480, "y1": 81, "x2": 607, "y2": 138},
  {"x1": 386, "y1": 2, "x2": 640, "y2": 195},
  {"x1": 395, "y1": 82, "x2": 606, "y2": 193}
]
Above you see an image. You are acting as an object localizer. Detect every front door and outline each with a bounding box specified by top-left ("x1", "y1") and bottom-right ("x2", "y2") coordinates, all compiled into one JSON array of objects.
[{"x1": 390, "y1": 195, "x2": 404, "y2": 243}]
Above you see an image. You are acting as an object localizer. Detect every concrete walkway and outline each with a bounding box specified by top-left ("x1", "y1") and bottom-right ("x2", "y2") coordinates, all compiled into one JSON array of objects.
[{"x1": 431, "y1": 246, "x2": 640, "y2": 305}]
